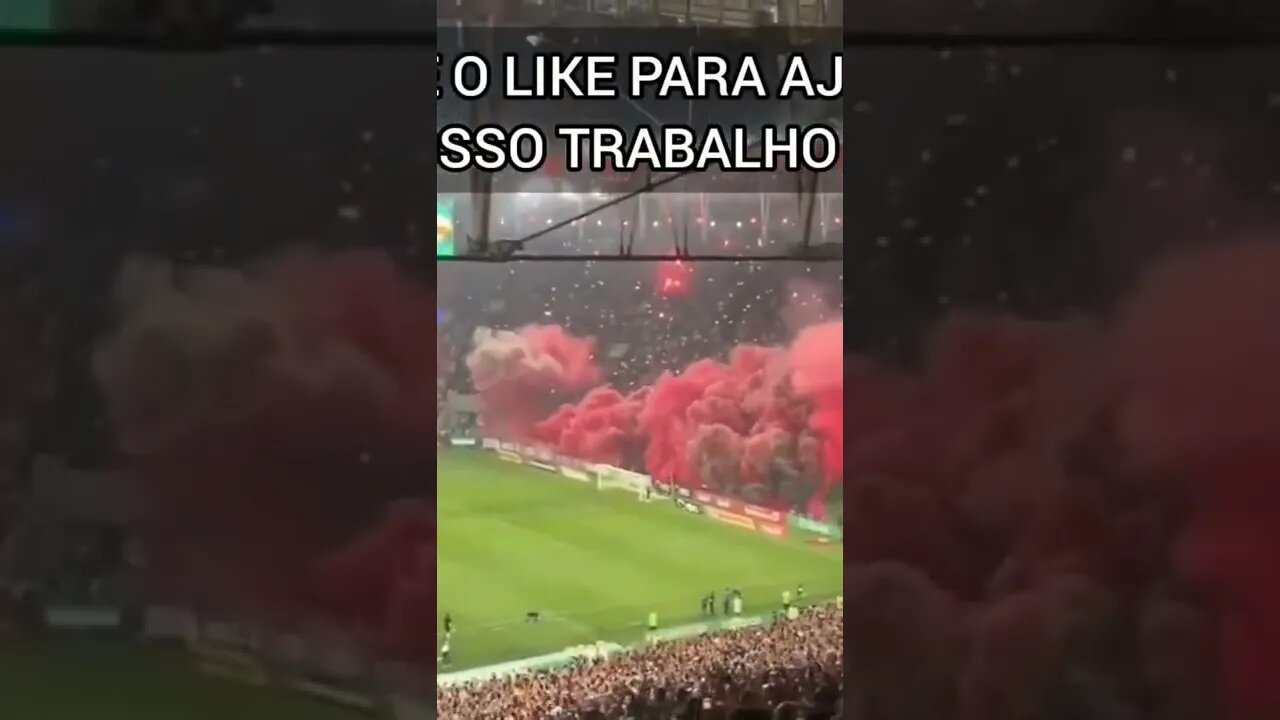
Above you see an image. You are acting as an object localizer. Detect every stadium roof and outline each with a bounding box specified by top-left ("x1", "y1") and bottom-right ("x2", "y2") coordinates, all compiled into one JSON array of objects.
[{"x1": 438, "y1": 0, "x2": 840, "y2": 30}]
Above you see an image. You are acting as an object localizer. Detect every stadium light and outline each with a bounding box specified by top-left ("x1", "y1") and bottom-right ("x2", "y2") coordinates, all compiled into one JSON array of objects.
[{"x1": 437, "y1": 198, "x2": 456, "y2": 257}]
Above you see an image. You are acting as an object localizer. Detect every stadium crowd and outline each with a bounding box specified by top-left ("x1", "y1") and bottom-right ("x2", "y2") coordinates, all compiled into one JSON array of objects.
[
  {"x1": 438, "y1": 255, "x2": 843, "y2": 396},
  {"x1": 435, "y1": 604, "x2": 843, "y2": 720}
]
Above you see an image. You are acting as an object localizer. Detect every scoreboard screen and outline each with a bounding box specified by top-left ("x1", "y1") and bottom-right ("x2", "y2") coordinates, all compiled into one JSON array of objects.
[{"x1": 437, "y1": 199, "x2": 455, "y2": 257}]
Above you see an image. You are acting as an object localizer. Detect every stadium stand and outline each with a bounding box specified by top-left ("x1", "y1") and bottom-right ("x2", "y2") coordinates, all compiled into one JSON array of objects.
[{"x1": 435, "y1": 604, "x2": 842, "y2": 719}]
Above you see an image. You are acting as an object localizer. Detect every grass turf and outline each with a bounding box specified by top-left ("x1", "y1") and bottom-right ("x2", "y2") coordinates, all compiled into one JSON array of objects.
[
  {"x1": 437, "y1": 451, "x2": 843, "y2": 670},
  {"x1": 0, "y1": 634, "x2": 369, "y2": 720}
]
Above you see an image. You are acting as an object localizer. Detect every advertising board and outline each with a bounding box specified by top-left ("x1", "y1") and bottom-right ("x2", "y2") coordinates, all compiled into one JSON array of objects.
[
  {"x1": 478, "y1": 442, "x2": 797, "y2": 539},
  {"x1": 789, "y1": 514, "x2": 843, "y2": 540},
  {"x1": 45, "y1": 605, "x2": 123, "y2": 630},
  {"x1": 692, "y1": 490, "x2": 786, "y2": 527},
  {"x1": 674, "y1": 497, "x2": 702, "y2": 514},
  {"x1": 699, "y1": 502, "x2": 788, "y2": 538}
]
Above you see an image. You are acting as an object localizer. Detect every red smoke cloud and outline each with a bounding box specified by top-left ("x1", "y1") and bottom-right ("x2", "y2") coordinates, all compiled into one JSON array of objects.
[
  {"x1": 481, "y1": 322, "x2": 843, "y2": 518},
  {"x1": 311, "y1": 498, "x2": 436, "y2": 659},
  {"x1": 1116, "y1": 240, "x2": 1280, "y2": 720},
  {"x1": 535, "y1": 386, "x2": 645, "y2": 465},
  {"x1": 832, "y1": 243, "x2": 1280, "y2": 720},
  {"x1": 93, "y1": 249, "x2": 437, "y2": 659},
  {"x1": 88, "y1": 234, "x2": 1280, "y2": 709},
  {"x1": 466, "y1": 324, "x2": 602, "y2": 440},
  {"x1": 484, "y1": 272, "x2": 1279, "y2": 716},
  {"x1": 790, "y1": 321, "x2": 844, "y2": 497}
]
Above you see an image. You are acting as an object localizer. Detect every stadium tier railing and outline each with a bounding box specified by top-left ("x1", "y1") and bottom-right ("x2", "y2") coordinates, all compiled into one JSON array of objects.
[
  {"x1": 435, "y1": 640, "x2": 626, "y2": 688},
  {"x1": 435, "y1": 596, "x2": 843, "y2": 689}
]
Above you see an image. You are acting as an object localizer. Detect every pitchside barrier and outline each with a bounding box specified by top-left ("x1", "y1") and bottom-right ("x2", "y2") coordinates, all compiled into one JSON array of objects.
[
  {"x1": 435, "y1": 598, "x2": 843, "y2": 689},
  {"x1": 43, "y1": 604, "x2": 126, "y2": 630},
  {"x1": 435, "y1": 640, "x2": 626, "y2": 688},
  {"x1": 451, "y1": 436, "x2": 844, "y2": 542},
  {"x1": 142, "y1": 607, "x2": 398, "y2": 716},
  {"x1": 33, "y1": 604, "x2": 427, "y2": 717}
]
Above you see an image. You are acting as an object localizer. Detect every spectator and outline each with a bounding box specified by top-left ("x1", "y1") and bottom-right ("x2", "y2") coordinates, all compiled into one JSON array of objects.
[{"x1": 435, "y1": 604, "x2": 842, "y2": 720}]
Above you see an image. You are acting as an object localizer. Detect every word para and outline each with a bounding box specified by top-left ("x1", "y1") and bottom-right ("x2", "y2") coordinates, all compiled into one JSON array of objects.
[{"x1": 437, "y1": 51, "x2": 842, "y2": 100}]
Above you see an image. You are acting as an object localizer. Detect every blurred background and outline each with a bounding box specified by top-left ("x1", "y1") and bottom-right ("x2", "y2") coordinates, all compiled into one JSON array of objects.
[{"x1": 0, "y1": 4, "x2": 437, "y2": 720}]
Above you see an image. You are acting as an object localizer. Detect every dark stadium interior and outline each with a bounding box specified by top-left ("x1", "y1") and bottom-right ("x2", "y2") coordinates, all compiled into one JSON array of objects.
[
  {"x1": 838, "y1": 12, "x2": 1280, "y2": 720},
  {"x1": 0, "y1": 48, "x2": 432, "y2": 465},
  {"x1": 847, "y1": 45, "x2": 1280, "y2": 360},
  {"x1": 1, "y1": 4, "x2": 439, "y2": 720}
]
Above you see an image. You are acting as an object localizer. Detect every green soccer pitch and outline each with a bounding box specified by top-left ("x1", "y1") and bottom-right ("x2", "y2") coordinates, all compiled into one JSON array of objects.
[
  {"x1": 437, "y1": 450, "x2": 844, "y2": 670},
  {"x1": 0, "y1": 634, "x2": 369, "y2": 720}
]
